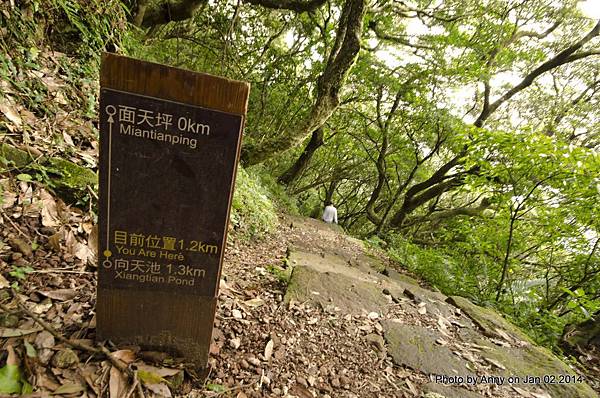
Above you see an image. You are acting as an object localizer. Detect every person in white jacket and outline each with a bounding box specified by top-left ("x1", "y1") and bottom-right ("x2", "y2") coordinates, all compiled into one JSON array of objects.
[{"x1": 322, "y1": 202, "x2": 338, "y2": 224}]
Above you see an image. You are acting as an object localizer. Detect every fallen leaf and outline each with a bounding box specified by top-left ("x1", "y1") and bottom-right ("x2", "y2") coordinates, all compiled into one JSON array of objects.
[
  {"x1": 64, "y1": 228, "x2": 92, "y2": 262},
  {"x1": 39, "y1": 189, "x2": 60, "y2": 228},
  {"x1": 138, "y1": 369, "x2": 166, "y2": 385},
  {"x1": 206, "y1": 383, "x2": 227, "y2": 393},
  {"x1": 23, "y1": 341, "x2": 36, "y2": 358},
  {"x1": 0, "y1": 98, "x2": 23, "y2": 128},
  {"x1": 136, "y1": 364, "x2": 180, "y2": 378},
  {"x1": 229, "y1": 337, "x2": 241, "y2": 349},
  {"x1": 39, "y1": 289, "x2": 77, "y2": 301},
  {"x1": 109, "y1": 366, "x2": 127, "y2": 398},
  {"x1": 62, "y1": 131, "x2": 75, "y2": 147},
  {"x1": 29, "y1": 299, "x2": 52, "y2": 315},
  {"x1": 8, "y1": 237, "x2": 32, "y2": 257},
  {"x1": 0, "y1": 327, "x2": 42, "y2": 338},
  {"x1": 0, "y1": 274, "x2": 10, "y2": 290},
  {"x1": 48, "y1": 232, "x2": 61, "y2": 252},
  {"x1": 145, "y1": 382, "x2": 172, "y2": 397},
  {"x1": 264, "y1": 339, "x2": 274, "y2": 361},
  {"x1": 112, "y1": 350, "x2": 136, "y2": 365},
  {"x1": 35, "y1": 330, "x2": 55, "y2": 348},
  {"x1": 244, "y1": 298, "x2": 265, "y2": 308},
  {"x1": 494, "y1": 327, "x2": 514, "y2": 342},
  {"x1": 405, "y1": 379, "x2": 418, "y2": 396},
  {"x1": 232, "y1": 309, "x2": 243, "y2": 319},
  {"x1": 53, "y1": 383, "x2": 86, "y2": 395},
  {"x1": 290, "y1": 383, "x2": 313, "y2": 398}
]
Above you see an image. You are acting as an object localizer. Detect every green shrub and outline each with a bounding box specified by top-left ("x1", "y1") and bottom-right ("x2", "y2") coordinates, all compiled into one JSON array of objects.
[
  {"x1": 230, "y1": 167, "x2": 278, "y2": 239},
  {"x1": 248, "y1": 165, "x2": 300, "y2": 215}
]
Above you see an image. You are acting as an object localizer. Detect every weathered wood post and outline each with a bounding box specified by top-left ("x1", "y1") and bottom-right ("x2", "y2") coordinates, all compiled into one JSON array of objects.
[{"x1": 96, "y1": 53, "x2": 249, "y2": 368}]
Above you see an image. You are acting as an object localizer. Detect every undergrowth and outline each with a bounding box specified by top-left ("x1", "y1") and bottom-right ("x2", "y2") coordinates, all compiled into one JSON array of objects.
[{"x1": 230, "y1": 167, "x2": 278, "y2": 240}]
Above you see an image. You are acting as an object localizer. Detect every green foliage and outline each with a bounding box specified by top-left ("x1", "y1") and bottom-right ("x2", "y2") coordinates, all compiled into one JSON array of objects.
[
  {"x1": 0, "y1": 363, "x2": 32, "y2": 395},
  {"x1": 230, "y1": 168, "x2": 278, "y2": 239},
  {"x1": 266, "y1": 264, "x2": 292, "y2": 285},
  {"x1": 205, "y1": 383, "x2": 227, "y2": 393},
  {"x1": 249, "y1": 166, "x2": 300, "y2": 215},
  {"x1": 9, "y1": 265, "x2": 34, "y2": 281},
  {"x1": 8, "y1": 265, "x2": 34, "y2": 290}
]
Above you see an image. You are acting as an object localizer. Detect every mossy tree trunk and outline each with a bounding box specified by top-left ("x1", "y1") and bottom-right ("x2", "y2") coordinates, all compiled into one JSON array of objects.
[
  {"x1": 240, "y1": 0, "x2": 366, "y2": 166},
  {"x1": 278, "y1": 128, "x2": 324, "y2": 186}
]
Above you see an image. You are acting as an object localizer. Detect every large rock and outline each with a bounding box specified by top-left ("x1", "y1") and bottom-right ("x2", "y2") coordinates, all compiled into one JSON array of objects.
[
  {"x1": 285, "y1": 263, "x2": 388, "y2": 314},
  {"x1": 285, "y1": 248, "x2": 456, "y2": 318},
  {"x1": 447, "y1": 296, "x2": 597, "y2": 398},
  {"x1": 446, "y1": 296, "x2": 531, "y2": 343},
  {"x1": 382, "y1": 321, "x2": 474, "y2": 377},
  {"x1": 0, "y1": 143, "x2": 96, "y2": 203},
  {"x1": 473, "y1": 337, "x2": 597, "y2": 398}
]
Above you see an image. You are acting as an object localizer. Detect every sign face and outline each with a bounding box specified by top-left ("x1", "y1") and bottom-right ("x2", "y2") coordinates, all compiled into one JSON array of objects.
[
  {"x1": 96, "y1": 53, "x2": 249, "y2": 367},
  {"x1": 98, "y1": 89, "x2": 242, "y2": 295}
]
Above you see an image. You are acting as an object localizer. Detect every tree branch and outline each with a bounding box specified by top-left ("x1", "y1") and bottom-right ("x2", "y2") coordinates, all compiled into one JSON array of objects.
[
  {"x1": 475, "y1": 19, "x2": 600, "y2": 127},
  {"x1": 244, "y1": 0, "x2": 326, "y2": 12}
]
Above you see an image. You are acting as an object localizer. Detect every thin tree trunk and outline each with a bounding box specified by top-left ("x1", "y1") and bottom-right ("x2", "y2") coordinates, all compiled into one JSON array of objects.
[
  {"x1": 496, "y1": 214, "x2": 516, "y2": 302},
  {"x1": 278, "y1": 128, "x2": 324, "y2": 186}
]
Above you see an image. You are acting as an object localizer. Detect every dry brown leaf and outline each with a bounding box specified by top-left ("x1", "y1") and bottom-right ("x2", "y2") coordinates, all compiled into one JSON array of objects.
[
  {"x1": 1, "y1": 181, "x2": 17, "y2": 209},
  {"x1": 530, "y1": 391, "x2": 552, "y2": 398},
  {"x1": 0, "y1": 98, "x2": 23, "y2": 128},
  {"x1": 48, "y1": 232, "x2": 61, "y2": 252},
  {"x1": 34, "y1": 330, "x2": 55, "y2": 348},
  {"x1": 39, "y1": 189, "x2": 60, "y2": 227},
  {"x1": 53, "y1": 383, "x2": 86, "y2": 395},
  {"x1": 109, "y1": 366, "x2": 128, "y2": 398},
  {"x1": 36, "y1": 369, "x2": 61, "y2": 391},
  {"x1": 290, "y1": 384, "x2": 313, "y2": 398},
  {"x1": 264, "y1": 339, "x2": 274, "y2": 361},
  {"x1": 229, "y1": 337, "x2": 241, "y2": 349},
  {"x1": 136, "y1": 363, "x2": 180, "y2": 378},
  {"x1": 512, "y1": 386, "x2": 535, "y2": 397},
  {"x1": 405, "y1": 379, "x2": 418, "y2": 396},
  {"x1": 6, "y1": 345, "x2": 19, "y2": 366},
  {"x1": 64, "y1": 228, "x2": 93, "y2": 262},
  {"x1": 112, "y1": 349, "x2": 136, "y2": 365},
  {"x1": 39, "y1": 288, "x2": 78, "y2": 301},
  {"x1": 244, "y1": 298, "x2": 265, "y2": 308},
  {"x1": 145, "y1": 382, "x2": 172, "y2": 397},
  {"x1": 494, "y1": 327, "x2": 514, "y2": 342},
  {"x1": 80, "y1": 364, "x2": 100, "y2": 395},
  {"x1": 0, "y1": 273, "x2": 9, "y2": 289},
  {"x1": 0, "y1": 327, "x2": 43, "y2": 338},
  {"x1": 29, "y1": 299, "x2": 52, "y2": 314},
  {"x1": 62, "y1": 131, "x2": 75, "y2": 146}
]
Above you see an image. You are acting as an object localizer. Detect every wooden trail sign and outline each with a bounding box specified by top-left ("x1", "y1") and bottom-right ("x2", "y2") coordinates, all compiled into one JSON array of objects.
[{"x1": 97, "y1": 53, "x2": 249, "y2": 367}]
